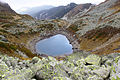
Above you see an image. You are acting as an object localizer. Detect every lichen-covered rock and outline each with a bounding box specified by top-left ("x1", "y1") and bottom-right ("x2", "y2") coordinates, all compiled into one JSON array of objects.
[
  {"x1": 31, "y1": 57, "x2": 41, "y2": 64},
  {"x1": 35, "y1": 63, "x2": 69, "y2": 80},
  {"x1": 2, "y1": 69, "x2": 25, "y2": 80},
  {"x1": 92, "y1": 66, "x2": 110, "y2": 79},
  {"x1": 76, "y1": 59, "x2": 86, "y2": 66},
  {"x1": 85, "y1": 54, "x2": 101, "y2": 66},
  {"x1": 104, "y1": 59, "x2": 113, "y2": 67},
  {"x1": 52, "y1": 77, "x2": 72, "y2": 80},
  {"x1": 65, "y1": 52, "x2": 89, "y2": 62},
  {"x1": 70, "y1": 68, "x2": 85, "y2": 80},
  {"x1": 110, "y1": 56, "x2": 120, "y2": 80},
  {"x1": 0, "y1": 61, "x2": 9, "y2": 77},
  {"x1": 30, "y1": 62, "x2": 43, "y2": 73},
  {"x1": 0, "y1": 51, "x2": 119, "y2": 80},
  {"x1": 21, "y1": 68, "x2": 34, "y2": 79},
  {"x1": 87, "y1": 75, "x2": 103, "y2": 80},
  {"x1": 2, "y1": 68, "x2": 34, "y2": 80},
  {"x1": 2, "y1": 56, "x2": 19, "y2": 69}
]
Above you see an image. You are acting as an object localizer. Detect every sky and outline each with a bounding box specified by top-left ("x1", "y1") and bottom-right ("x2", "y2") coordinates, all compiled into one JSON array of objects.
[{"x1": 0, "y1": 0, "x2": 105, "y2": 11}]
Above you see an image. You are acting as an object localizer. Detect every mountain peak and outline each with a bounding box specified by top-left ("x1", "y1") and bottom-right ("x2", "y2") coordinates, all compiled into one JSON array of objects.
[{"x1": 68, "y1": 3, "x2": 77, "y2": 6}]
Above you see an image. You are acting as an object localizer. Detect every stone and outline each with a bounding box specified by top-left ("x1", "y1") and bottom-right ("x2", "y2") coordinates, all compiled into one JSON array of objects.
[
  {"x1": 85, "y1": 54, "x2": 101, "y2": 66},
  {"x1": 21, "y1": 68, "x2": 34, "y2": 79},
  {"x1": 76, "y1": 59, "x2": 86, "y2": 66},
  {"x1": 104, "y1": 59, "x2": 113, "y2": 67},
  {"x1": 61, "y1": 61, "x2": 76, "y2": 73},
  {"x1": 31, "y1": 57, "x2": 41, "y2": 64},
  {"x1": 5, "y1": 60, "x2": 11, "y2": 67},
  {"x1": 0, "y1": 61, "x2": 9, "y2": 77},
  {"x1": 52, "y1": 77, "x2": 72, "y2": 80},
  {"x1": 110, "y1": 57, "x2": 120, "y2": 80},
  {"x1": 35, "y1": 61, "x2": 69, "y2": 80},
  {"x1": 3, "y1": 68, "x2": 34, "y2": 80},
  {"x1": 48, "y1": 56, "x2": 57, "y2": 61},
  {"x1": 87, "y1": 75, "x2": 103, "y2": 80},
  {"x1": 92, "y1": 67, "x2": 110, "y2": 79}
]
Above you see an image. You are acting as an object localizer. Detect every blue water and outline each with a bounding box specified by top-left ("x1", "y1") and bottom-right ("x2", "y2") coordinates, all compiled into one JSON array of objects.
[{"x1": 35, "y1": 34, "x2": 73, "y2": 56}]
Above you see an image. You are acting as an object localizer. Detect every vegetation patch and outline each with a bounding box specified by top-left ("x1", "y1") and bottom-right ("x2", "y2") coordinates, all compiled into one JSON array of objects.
[
  {"x1": 68, "y1": 24, "x2": 79, "y2": 33},
  {"x1": 0, "y1": 41, "x2": 41, "y2": 60},
  {"x1": 2, "y1": 23, "x2": 17, "y2": 28}
]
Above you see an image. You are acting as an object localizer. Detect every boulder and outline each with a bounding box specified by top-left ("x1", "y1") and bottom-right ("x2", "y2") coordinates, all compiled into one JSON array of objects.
[
  {"x1": 31, "y1": 57, "x2": 41, "y2": 64},
  {"x1": 85, "y1": 54, "x2": 101, "y2": 66},
  {"x1": 2, "y1": 68, "x2": 34, "y2": 80},
  {"x1": 110, "y1": 56, "x2": 120, "y2": 80},
  {"x1": 52, "y1": 77, "x2": 72, "y2": 80},
  {"x1": 87, "y1": 75, "x2": 103, "y2": 80},
  {"x1": 0, "y1": 61, "x2": 9, "y2": 77},
  {"x1": 92, "y1": 67, "x2": 110, "y2": 79}
]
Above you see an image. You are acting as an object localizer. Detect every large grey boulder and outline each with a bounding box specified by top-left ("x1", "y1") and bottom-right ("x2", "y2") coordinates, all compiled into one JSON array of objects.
[
  {"x1": 35, "y1": 57, "x2": 69, "y2": 80},
  {"x1": 92, "y1": 66, "x2": 110, "y2": 79},
  {"x1": 85, "y1": 54, "x2": 101, "y2": 66}
]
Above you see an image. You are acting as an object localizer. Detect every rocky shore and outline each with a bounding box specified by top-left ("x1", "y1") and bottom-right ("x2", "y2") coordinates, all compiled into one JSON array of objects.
[
  {"x1": 26, "y1": 28, "x2": 80, "y2": 54},
  {"x1": 0, "y1": 52, "x2": 120, "y2": 80}
]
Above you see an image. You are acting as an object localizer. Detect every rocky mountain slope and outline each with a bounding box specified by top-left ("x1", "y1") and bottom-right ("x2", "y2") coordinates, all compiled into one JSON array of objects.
[
  {"x1": 63, "y1": 3, "x2": 94, "y2": 19},
  {"x1": 33, "y1": 3, "x2": 77, "y2": 20},
  {"x1": 0, "y1": 0, "x2": 120, "y2": 80},
  {"x1": 68, "y1": 0, "x2": 120, "y2": 55}
]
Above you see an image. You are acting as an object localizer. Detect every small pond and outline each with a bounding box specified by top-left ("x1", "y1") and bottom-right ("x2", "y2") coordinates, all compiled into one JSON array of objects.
[{"x1": 35, "y1": 34, "x2": 73, "y2": 56}]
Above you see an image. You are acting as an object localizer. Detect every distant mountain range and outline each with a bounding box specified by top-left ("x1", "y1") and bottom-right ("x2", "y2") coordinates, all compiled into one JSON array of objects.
[
  {"x1": 16, "y1": 3, "x2": 93, "y2": 20},
  {"x1": 32, "y1": 3, "x2": 78, "y2": 20},
  {"x1": 17, "y1": 5, "x2": 54, "y2": 16}
]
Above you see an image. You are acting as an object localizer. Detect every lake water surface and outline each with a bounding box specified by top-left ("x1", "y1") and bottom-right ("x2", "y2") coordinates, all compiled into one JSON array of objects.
[{"x1": 35, "y1": 34, "x2": 73, "y2": 56}]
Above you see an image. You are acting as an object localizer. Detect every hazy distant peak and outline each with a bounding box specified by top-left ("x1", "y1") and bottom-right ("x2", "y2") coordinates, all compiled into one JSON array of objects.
[
  {"x1": 17, "y1": 5, "x2": 54, "y2": 15},
  {"x1": 68, "y1": 3, "x2": 77, "y2": 6}
]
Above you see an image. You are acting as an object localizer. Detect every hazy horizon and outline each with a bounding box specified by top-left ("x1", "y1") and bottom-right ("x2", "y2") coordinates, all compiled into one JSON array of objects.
[{"x1": 1, "y1": 0, "x2": 105, "y2": 12}]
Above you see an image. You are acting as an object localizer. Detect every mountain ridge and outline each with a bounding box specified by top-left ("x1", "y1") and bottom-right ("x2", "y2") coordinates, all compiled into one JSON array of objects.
[
  {"x1": 33, "y1": 3, "x2": 78, "y2": 19},
  {"x1": 63, "y1": 3, "x2": 94, "y2": 19}
]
